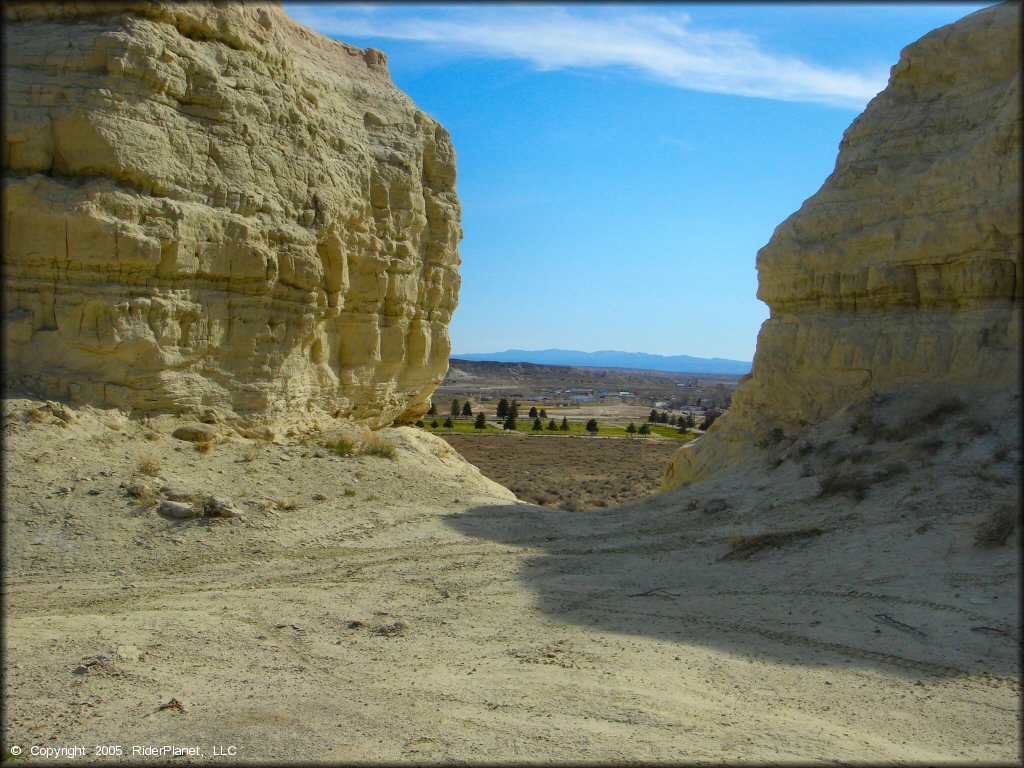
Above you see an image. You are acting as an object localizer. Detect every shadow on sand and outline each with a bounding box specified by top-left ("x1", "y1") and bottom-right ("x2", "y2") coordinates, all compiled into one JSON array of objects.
[{"x1": 444, "y1": 499, "x2": 1019, "y2": 681}]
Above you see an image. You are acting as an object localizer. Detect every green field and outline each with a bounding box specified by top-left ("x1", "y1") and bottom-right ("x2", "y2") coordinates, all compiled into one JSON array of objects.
[{"x1": 418, "y1": 417, "x2": 694, "y2": 440}]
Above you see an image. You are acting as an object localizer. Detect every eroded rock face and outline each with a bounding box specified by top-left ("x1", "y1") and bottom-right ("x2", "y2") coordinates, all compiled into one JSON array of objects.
[
  {"x1": 665, "y1": 4, "x2": 1021, "y2": 488},
  {"x1": 3, "y1": 2, "x2": 460, "y2": 428}
]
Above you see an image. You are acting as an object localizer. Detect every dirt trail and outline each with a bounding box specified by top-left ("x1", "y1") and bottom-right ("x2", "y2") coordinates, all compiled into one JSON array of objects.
[{"x1": 2, "y1": 397, "x2": 1019, "y2": 763}]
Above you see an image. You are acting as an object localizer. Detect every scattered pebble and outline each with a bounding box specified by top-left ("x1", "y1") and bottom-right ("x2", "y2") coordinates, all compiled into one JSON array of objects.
[
  {"x1": 87, "y1": 489, "x2": 102, "y2": 496},
  {"x1": 314, "y1": 449, "x2": 328, "y2": 459},
  {"x1": 312, "y1": 493, "x2": 327, "y2": 501}
]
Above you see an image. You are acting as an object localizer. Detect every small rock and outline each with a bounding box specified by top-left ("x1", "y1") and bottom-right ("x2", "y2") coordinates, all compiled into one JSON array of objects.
[
  {"x1": 312, "y1": 493, "x2": 327, "y2": 501},
  {"x1": 314, "y1": 449, "x2": 328, "y2": 459},
  {"x1": 202, "y1": 496, "x2": 239, "y2": 518},
  {"x1": 376, "y1": 619, "x2": 412, "y2": 637},
  {"x1": 87, "y1": 489, "x2": 102, "y2": 496},
  {"x1": 171, "y1": 423, "x2": 216, "y2": 443},
  {"x1": 125, "y1": 482, "x2": 150, "y2": 498},
  {"x1": 99, "y1": 469, "x2": 114, "y2": 477},
  {"x1": 72, "y1": 664, "x2": 89, "y2": 675},
  {"x1": 57, "y1": 486, "x2": 72, "y2": 495},
  {"x1": 703, "y1": 497, "x2": 729, "y2": 514},
  {"x1": 115, "y1": 645, "x2": 140, "y2": 662},
  {"x1": 160, "y1": 485, "x2": 193, "y2": 502},
  {"x1": 199, "y1": 410, "x2": 220, "y2": 424},
  {"x1": 158, "y1": 500, "x2": 199, "y2": 519},
  {"x1": 46, "y1": 400, "x2": 77, "y2": 423}
]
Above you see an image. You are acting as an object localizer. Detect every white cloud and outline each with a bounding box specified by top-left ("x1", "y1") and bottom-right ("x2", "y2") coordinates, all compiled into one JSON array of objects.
[{"x1": 283, "y1": 4, "x2": 887, "y2": 109}]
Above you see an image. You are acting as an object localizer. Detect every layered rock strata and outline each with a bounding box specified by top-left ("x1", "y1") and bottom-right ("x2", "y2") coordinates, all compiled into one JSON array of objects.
[
  {"x1": 3, "y1": 2, "x2": 460, "y2": 427},
  {"x1": 665, "y1": 3, "x2": 1021, "y2": 487}
]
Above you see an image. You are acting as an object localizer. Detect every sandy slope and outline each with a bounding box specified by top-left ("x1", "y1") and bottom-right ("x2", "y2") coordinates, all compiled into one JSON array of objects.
[{"x1": 2, "y1": 396, "x2": 1019, "y2": 763}]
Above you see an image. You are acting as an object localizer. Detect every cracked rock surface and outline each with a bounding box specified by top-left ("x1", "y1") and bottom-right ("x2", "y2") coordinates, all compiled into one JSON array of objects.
[
  {"x1": 3, "y1": 2, "x2": 460, "y2": 429},
  {"x1": 665, "y1": 3, "x2": 1021, "y2": 488}
]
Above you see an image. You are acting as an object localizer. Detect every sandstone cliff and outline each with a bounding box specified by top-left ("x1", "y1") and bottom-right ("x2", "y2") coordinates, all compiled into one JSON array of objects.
[
  {"x1": 665, "y1": 3, "x2": 1021, "y2": 488},
  {"x1": 3, "y1": 2, "x2": 460, "y2": 428}
]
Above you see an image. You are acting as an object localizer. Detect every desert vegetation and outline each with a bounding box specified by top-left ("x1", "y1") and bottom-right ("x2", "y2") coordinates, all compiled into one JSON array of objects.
[{"x1": 439, "y1": 432, "x2": 681, "y2": 509}]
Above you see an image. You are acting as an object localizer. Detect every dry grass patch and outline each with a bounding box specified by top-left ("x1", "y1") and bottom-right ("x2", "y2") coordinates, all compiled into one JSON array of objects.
[
  {"x1": 817, "y1": 466, "x2": 872, "y2": 501},
  {"x1": 326, "y1": 436, "x2": 356, "y2": 456},
  {"x1": 137, "y1": 456, "x2": 161, "y2": 477},
  {"x1": 720, "y1": 527, "x2": 825, "y2": 561},
  {"x1": 358, "y1": 433, "x2": 397, "y2": 459},
  {"x1": 275, "y1": 497, "x2": 301, "y2": 511},
  {"x1": 974, "y1": 507, "x2": 1018, "y2": 548},
  {"x1": 26, "y1": 407, "x2": 49, "y2": 424}
]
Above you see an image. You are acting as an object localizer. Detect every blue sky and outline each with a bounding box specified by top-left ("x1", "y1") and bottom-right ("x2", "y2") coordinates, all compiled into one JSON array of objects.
[{"x1": 284, "y1": 2, "x2": 991, "y2": 362}]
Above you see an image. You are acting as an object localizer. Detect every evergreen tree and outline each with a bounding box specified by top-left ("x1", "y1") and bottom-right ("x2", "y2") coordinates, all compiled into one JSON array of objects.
[
  {"x1": 677, "y1": 423, "x2": 688, "y2": 434},
  {"x1": 496, "y1": 398, "x2": 510, "y2": 419},
  {"x1": 462, "y1": 401, "x2": 473, "y2": 418},
  {"x1": 547, "y1": 419, "x2": 558, "y2": 431},
  {"x1": 560, "y1": 417, "x2": 570, "y2": 431},
  {"x1": 625, "y1": 422, "x2": 637, "y2": 434},
  {"x1": 585, "y1": 418, "x2": 598, "y2": 434},
  {"x1": 450, "y1": 399, "x2": 460, "y2": 418},
  {"x1": 668, "y1": 415, "x2": 677, "y2": 426},
  {"x1": 659, "y1": 411, "x2": 670, "y2": 424},
  {"x1": 528, "y1": 406, "x2": 539, "y2": 419},
  {"x1": 430, "y1": 419, "x2": 439, "y2": 429},
  {"x1": 474, "y1": 412, "x2": 486, "y2": 429},
  {"x1": 503, "y1": 414, "x2": 517, "y2": 431},
  {"x1": 539, "y1": 408, "x2": 547, "y2": 419},
  {"x1": 443, "y1": 417, "x2": 454, "y2": 429},
  {"x1": 638, "y1": 423, "x2": 650, "y2": 435},
  {"x1": 508, "y1": 401, "x2": 519, "y2": 423},
  {"x1": 532, "y1": 418, "x2": 543, "y2": 431},
  {"x1": 702, "y1": 412, "x2": 720, "y2": 431},
  {"x1": 427, "y1": 403, "x2": 437, "y2": 416},
  {"x1": 686, "y1": 413, "x2": 696, "y2": 428},
  {"x1": 415, "y1": 420, "x2": 425, "y2": 428},
  {"x1": 649, "y1": 409, "x2": 659, "y2": 423}
]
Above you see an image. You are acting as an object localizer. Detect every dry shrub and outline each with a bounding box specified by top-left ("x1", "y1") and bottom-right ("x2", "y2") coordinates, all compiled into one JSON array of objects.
[
  {"x1": 817, "y1": 467, "x2": 871, "y2": 500},
  {"x1": 195, "y1": 438, "x2": 214, "y2": 453},
  {"x1": 359, "y1": 433, "x2": 397, "y2": 459},
  {"x1": 721, "y1": 527, "x2": 825, "y2": 561},
  {"x1": 913, "y1": 436, "x2": 945, "y2": 457},
  {"x1": 137, "y1": 457, "x2": 161, "y2": 477},
  {"x1": 327, "y1": 436, "x2": 355, "y2": 456},
  {"x1": 145, "y1": 431, "x2": 161, "y2": 442},
  {"x1": 343, "y1": 489, "x2": 356, "y2": 497},
  {"x1": 974, "y1": 507, "x2": 1018, "y2": 548},
  {"x1": 26, "y1": 407, "x2": 49, "y2": 424},
  {"x1": 275, "y1": 497, "x2": 300, "y2": 511}
]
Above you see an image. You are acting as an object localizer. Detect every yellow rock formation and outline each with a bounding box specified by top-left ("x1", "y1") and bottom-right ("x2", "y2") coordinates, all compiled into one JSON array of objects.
[
  {"x1": 3, "y1": 2, "x2": 460, "y2": 428},
  {"x1": 665, "y1": 3, "x2": 1021, "y2": 488}
]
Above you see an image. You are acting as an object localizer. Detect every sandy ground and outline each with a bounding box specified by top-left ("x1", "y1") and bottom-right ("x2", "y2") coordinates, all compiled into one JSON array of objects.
[{"x1": 2, "y1": 396, "x2": 1020, "y2": 764}]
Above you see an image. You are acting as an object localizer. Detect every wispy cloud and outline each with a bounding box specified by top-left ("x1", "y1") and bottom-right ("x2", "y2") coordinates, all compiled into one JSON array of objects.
[{"x1": 283, "y1": 4, "x2": 887, "y2": 109}]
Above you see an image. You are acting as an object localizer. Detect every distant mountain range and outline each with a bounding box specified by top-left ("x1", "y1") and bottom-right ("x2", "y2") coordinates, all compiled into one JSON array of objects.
[{"x1": 452, "y1": 349, "x2": 752, "y2": 375}]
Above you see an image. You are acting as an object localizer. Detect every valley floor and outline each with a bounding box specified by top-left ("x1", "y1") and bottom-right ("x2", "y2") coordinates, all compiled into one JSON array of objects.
[{"x1": 2, "y1": 397, "x2": 1019, "y2": 763}]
